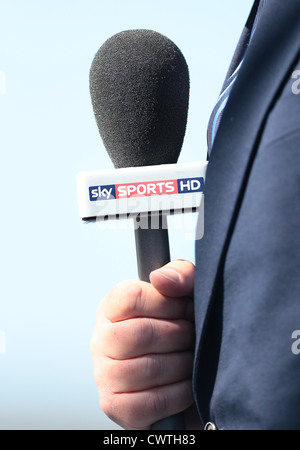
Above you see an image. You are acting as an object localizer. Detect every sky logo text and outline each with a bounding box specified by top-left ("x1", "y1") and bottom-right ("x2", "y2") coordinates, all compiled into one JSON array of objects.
[{"x1": 89, "y1": 177, "x2": 204, "y2": 201}]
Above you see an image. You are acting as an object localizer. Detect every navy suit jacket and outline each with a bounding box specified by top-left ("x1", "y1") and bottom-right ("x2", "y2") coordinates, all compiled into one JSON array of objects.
[{"x1": 193, "y1": 0, "x2": 300, "y2": 429}]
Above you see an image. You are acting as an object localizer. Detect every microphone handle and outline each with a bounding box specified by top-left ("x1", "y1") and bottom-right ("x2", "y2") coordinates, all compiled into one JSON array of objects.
[{"x1": 134, "y1": 213, "x2": 185, "y2": 430}]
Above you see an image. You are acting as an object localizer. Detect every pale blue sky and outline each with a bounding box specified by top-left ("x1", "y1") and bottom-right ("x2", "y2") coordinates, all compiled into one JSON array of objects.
[{"x1": 0, "y1": 0, "x2": 253, "y2": 429}]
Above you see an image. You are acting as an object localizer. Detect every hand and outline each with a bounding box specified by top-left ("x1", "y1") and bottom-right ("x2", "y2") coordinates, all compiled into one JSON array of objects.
[{"x1": 90, "y1": 260, "x2": 201, "y2": 430}]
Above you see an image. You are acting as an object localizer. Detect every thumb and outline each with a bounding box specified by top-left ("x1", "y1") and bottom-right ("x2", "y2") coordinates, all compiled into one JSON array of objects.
[{"x1": 149, "y1": 260, "x2": 195, "y2": 298}]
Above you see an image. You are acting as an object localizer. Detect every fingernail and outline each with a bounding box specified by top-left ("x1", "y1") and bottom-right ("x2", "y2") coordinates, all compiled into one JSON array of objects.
[{"x1": 150, "y1": 268, "x2": 182, "y2": 284}]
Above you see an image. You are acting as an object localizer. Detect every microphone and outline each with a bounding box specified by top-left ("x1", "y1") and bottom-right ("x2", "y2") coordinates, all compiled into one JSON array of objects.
[
  {"x1": 89, "y1": 29, "x2": 190, "y2": 430},
  {"x1": 89, "y1": 29, "x2": 189, "y2": 169}
]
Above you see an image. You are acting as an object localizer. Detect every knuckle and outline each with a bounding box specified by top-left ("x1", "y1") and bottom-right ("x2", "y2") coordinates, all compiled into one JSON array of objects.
[
  {"x1": 105, "y1": 281, "x2": 144, "y2": 321},
  {"x1": 93, "y1": 358, "x2": 110, "y2": 389},
  {"x1": 120, "y1": 282, "x2": 143, "y2": 317},
  {"x1": 91, "y1": 321, "x2": 120, "y2": 359},
  {"x1": 100, "y1": 322, "x2": 120, "y2": 354}
]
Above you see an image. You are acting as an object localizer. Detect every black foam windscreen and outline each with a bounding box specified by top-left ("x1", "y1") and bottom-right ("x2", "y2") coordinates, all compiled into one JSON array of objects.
[{"x1": 90, "y1": 29, "x2": 190, "y2": 168}]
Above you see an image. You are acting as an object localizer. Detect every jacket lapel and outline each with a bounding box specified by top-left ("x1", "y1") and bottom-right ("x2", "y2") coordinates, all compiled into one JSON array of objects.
[{"x1": 194, "y1": 0, "x2": 300, "y2": 373}]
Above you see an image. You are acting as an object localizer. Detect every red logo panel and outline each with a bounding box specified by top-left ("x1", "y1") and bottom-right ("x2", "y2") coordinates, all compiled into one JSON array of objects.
[{"x1": 115, "y1": 180, "x2": 178, "y2": 199}]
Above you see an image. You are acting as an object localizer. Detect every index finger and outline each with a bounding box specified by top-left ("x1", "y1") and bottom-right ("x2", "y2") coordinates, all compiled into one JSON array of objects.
[{"x1": 100, "y1": 280, "x2": 193, "y2": 323}]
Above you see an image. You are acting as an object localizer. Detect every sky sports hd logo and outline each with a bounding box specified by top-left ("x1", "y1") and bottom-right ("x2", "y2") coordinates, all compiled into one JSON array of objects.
[{"x1": 89, "y1": 177, "x2": 204, "y2": 201}]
